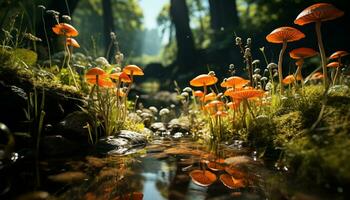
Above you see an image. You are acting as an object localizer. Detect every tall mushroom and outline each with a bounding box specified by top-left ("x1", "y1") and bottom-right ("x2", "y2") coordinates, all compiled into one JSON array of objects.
[
  {"x1": 329, "y1": 51, "x2": 349, "y2": 84},
  {"x1": 289, "y1": 47, "x2": 318, "y2": 81},
  {"x1": 266, "y1": 27, "x2": 305, "y2": 94},
  {"x1": 122, "y1": 65, "x2": 144, "y2": 97},
  {"x1": 294, "y1": 3, "x2": 344, "y2": 89},
  {"x1": 190, "y1": 74, "x2": 218, "y2": 105}
]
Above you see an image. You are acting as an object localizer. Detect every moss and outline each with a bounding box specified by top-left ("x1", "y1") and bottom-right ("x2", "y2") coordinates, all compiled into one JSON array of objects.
[{"x1": 273, "y1": 111, "x2": 304, "y2": 147}]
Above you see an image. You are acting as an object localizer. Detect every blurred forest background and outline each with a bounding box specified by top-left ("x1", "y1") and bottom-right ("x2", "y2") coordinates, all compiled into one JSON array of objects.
[{"x1": 1, "y1": 0, "x2": 350, "y2": 89}]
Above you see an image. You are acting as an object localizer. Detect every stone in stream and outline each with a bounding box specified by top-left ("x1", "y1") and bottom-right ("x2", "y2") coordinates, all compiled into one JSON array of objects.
[
  {"x1": 167, "y1": 118, "x2": 190, "y2": 135},
  {"x1": 48, "y1": 171, "x2": 88, "y2": 183},
  {"x1": 55, "y1": 111, "x2": 93, "y2": 142},
  {"x1": 96, "y1": 130, "x2": 147, "y2": 155}
]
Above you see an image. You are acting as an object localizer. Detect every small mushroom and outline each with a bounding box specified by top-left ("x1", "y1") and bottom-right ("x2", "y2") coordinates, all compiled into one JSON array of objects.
[
  {"x1": 220, "y1": 76, "x2": 249, "y2": 89},
  {"x1": 266, "y1": 27, "x2": 305, "y2": 94},
  {"x1": 294, "y1": 3, "x2": 344, "y2": 89},
  {"x1": 289, "y1": 47, "x2": 318, "y2": 81},
  {"x1": 52, "y1": 23, "x2": 79, "y2": 37},
  {"x1": 190, "y1": 74, "x2": 218, "y2": 104},
  {"x1": 66, "y1": 38, "x2": 80, "y2": 48},
  {"x1": 329, "y1": 51, "x2": 349, "y2": 84}
]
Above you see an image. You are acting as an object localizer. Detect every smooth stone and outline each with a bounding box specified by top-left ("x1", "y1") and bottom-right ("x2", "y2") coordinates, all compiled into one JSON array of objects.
[{"x1": 48, "y1": 171, "x2": 87, "y2": 183}]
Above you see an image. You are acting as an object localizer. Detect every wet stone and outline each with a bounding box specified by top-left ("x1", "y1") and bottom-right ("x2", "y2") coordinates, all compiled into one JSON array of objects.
[{"x1": 96, "y1": 130, "x2": 147, "y2": 155}]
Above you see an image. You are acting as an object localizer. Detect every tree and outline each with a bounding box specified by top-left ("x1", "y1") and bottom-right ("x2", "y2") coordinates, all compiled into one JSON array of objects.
[
  {"x1": 208, "y1": 0, "x2": 239, "y2": 42},
  {"x1": 102, "y1": 0, "x2": 115, "y2": 61},
  {"x1": 170, "y1": 0, "x2": 196, "y2": 75}
]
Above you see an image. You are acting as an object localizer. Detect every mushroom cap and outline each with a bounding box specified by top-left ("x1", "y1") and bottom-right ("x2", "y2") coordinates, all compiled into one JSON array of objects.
[
  {"x1": 86, "y1": 67, "x2": 106, "y2": 76},
  {"x1": 327, "y1": 62, "x2": 340, "y2": 68},
  {"x1": 207, "y1": 161, "x2": 225, "y2": 171},
  {"x1": 206, "y1": 100, "x2": 224, "y2": 108},
  {"x1": 266, "y1": 27, "x2": 305, "y2": 43},
  {"x1": 189, "y1": 170, "x2": 217, "y2": 187},
  {"x1": 86, "y1": 77, "x2": 115, "y2": 88},
  {"x1": 110, "y1": 72, "x2": 131, "y2": 83},
  {"x1": 329, "y1": 51, "x2": 349, "y2": 60},
  {"x1": 294, "y1": 3, "x2": 344, "y2": 26},
  {"x1": 227, "y1": 101, "x2": 241, "y2": 110},
  {"x1": 220, "y1": 174, "x2": 246, "y2": 189},
  {"x1": 52, "y1": 23, "x2": 79, "y2": 37},
  {"x1": 225, "y1": 166, "x2": 245, "y2": 179},
  {"x1": 190, "y1": 74, "x2": 218, "y2": 87},
  {"x1": 66, "y1": 38, "x2": 80, "y2": 48},
  {"x1": 310, "y1": 72, "x2": 324, "y2": 80},
  {"x1": 282, "y1": 75, "x2": 295, "y2": 84},
  {"x1": 202, "y1": 92, "x2": 217, "y2": 102},
  {"x1": 123, "y1": 65, "x2": 144, "y2": 76},
  {"x1": 215, "y1": 110, "x2": 228, "y2": 117},
  {"x1": 289, "y1": 47, "x2": 318, "y2": 59},
  {"x1": 220, "y1": 76, "x2": 249, "y2": 88},
  {"x1": 194, "y1": 90, "x2": 204, "y2": 97},
  {"x1": 225, "y1": 88, "x2": 264, "y2": 99}
]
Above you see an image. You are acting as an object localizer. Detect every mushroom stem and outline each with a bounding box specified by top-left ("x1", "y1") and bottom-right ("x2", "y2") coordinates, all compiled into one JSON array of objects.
[
  {"x1": 278, "y1": 41, "x2": 287, "y2": 94},
  {"x1": 333, "y1": 57, "x2": 342, "y2": 85},
  {"x1": 315, "y1": 21, "x2": 328, "y2": 90},
  {"x1": 294, "y1": 60, "x2": 304, "y2": 81},
  {"x1": 202, "y1": 84, "x2": 207, "y2": 108}
]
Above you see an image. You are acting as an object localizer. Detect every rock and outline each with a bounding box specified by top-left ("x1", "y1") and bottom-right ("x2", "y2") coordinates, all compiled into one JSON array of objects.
[
  {"x1": 150, "y1": 122, "x2": 167, "y2": 133},
  {"x1": 55, "y1": 111, "x2": 93, "y2": 141},
  {"x1": 167, "y1": 118, "x2": 190, "y2": 135},
  {"x1": 48, "y1": 171, "x2": 88, "y2": 183},
  {"x1": 0, "y1": 82, "x2": 27, "y2": 131},
  {"x1": 16, "y1": 191, "x2": 50, "y2": 200},
  {"x1": 41, "y1": 135, "x2": 80, "y2": 156},
  {"x1": 173, "y1": 132, "x2": 183, "y2": 138},
  {"x1": 96, "y1": 130, "x2": 147, "y2": 155}
]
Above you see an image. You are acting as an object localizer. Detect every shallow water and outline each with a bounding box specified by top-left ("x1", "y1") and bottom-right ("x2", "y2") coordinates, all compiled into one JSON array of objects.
[{"x1": 4, "y1": 136, "x2": 342, "y2": 200}]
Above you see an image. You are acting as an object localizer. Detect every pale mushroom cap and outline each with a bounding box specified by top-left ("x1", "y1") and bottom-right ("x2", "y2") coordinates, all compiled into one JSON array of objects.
[
  {"x1": 294, "y1": 3, "x2": 344, "y2": 26},
  {"x1": 329, "y1": 51, "x2": 349, "y2": 60},
  {"x1": 289, "y1": 47, "x2": 318, "y2": 59},
  {"x1": 190, "y1": 74, "x2": 218, "y2": 87},
  {"x1": 123, "y1": 65, "x2": 144, "y2": 76},
  {"x1": 266, "y1": 27, "x2": 305, "y2": 43}
]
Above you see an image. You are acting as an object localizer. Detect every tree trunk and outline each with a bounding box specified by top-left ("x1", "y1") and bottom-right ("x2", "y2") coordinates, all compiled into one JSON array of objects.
[
  {"x1": 170, "y1": 0, "x2": 196, "y2": 75},
  {"x1": 102, "y1": 0, "x2": 115, "y2": 62},
  {"x1": 209, "y1": 0, "x2": 239, "y2": 41}
]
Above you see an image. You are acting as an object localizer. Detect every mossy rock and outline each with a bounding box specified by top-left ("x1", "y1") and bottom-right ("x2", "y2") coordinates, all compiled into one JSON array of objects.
[
  {"x1": 273, "y1": 111, "x2": 304, "y2": 147},
  {"x1": 13, "y1": 48, "x2": 37, "y2": 66}
]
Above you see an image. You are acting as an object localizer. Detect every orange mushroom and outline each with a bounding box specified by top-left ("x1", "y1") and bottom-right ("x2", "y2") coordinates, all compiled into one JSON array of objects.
[
  {"x1": 310, "y1": 72, "x2": 324, "y2": 81},
  {"x1": 266, "y1": 27, "x2": 305, "y2": 94},
  {"x1": 327, "y1": 62, "x2": 340, "y2": 68},
  {"x1": 220, "y1": 76, "x2": 249, "y2": 89},
  {"x1": 123, "y1": 65, "x2": 144, "y2": 76},
  {"x1": 220, "y1": 174, "x2": 246, "y2": 189},
  {"x1": 226, "y1": 88, "x2": 264, "y2": 100},
  {"x1": 289, "y1": 48, "x2": 318, "y2": 80},
  {"x1": 203, "y1": 92, "x2": 217, "y2": 102},
  {"x1": 189, "y1": 170, "x2": 217, "y2": 187},
  {"x1": 193, "y1": 90, "x2": 204, "y2": 98},
  {"x1": 226, "y1": 101, "x2": 241, "y2": 110},
  {"x1": 110, "y1": 72, "x2": 131, "y2": 83},
  {"x1": 190, "y1": 74, "x2": 218, "y2": 103},
  {"x1": 85, "y1": 67, "x2": 111, "y2": 87},
  {"x1": 329, "y1": 51, "x2": 349, "y2": 85},
  {"x1": 66, "y1": 38, "x2": 80, "y2": 48},
  {"x1": 282, "y1": 74, "x2": 297, "y2": 85},
  {"x1": 122, "y1": 65, "x2": 144, "y2": 97},
  {"x1": 294, "y1": 3, "x2": 344, "y2": 89},
  {"x1": 52, "y1": 23, "x2": 79, "y2": 37}
]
